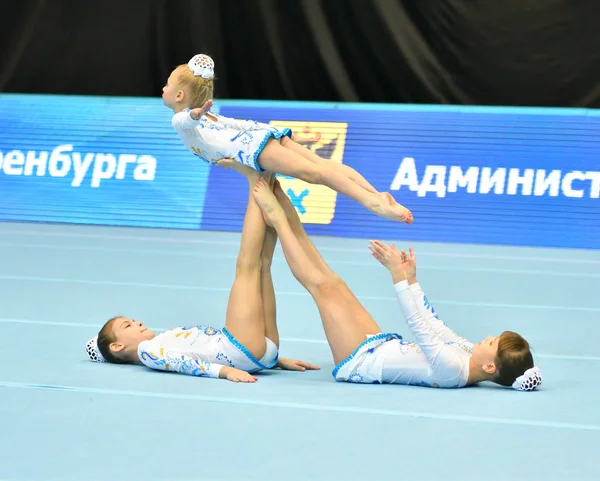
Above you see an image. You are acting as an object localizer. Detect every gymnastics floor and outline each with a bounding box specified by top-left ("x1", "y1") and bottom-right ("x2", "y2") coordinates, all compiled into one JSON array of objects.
[{"x1": 1, "y1": 221, "x2": 599, "y2": 481}]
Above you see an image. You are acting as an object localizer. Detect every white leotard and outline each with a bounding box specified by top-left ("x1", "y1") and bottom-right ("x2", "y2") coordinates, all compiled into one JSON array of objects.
[
  {"x1": 171, "y1": 110, "x2": 291, "y2": 171},
  {"x1": 334, "y1": 281, "x2": 474, "y2": 388},
  {"x1": 137, "y1": 326, "x2": 278, "y2": 378}
]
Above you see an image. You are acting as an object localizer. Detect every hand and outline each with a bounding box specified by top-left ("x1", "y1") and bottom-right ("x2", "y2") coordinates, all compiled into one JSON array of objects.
[
  {"x1": 369, "y1": 240, "x2": 404, "y2": 272},
  {"x1": 221, "y1": 366, "x2": 257, "y2": 383},
  {"x1": 369, "y1": 241, "x2": 414, "y2": 283},
  {"x1": 276, "y1": 357, "x2": 321, "y2": 372},
  {"x1": 189, "y1": 99, "x2": 214, "y2": 120},
  {"x1": 401, "y1": 247, "x2": 416, "y2": 281}
]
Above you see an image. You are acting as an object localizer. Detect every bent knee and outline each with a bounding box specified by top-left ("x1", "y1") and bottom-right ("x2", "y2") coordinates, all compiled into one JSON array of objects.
[
  {"x1": 236, "y1": 256, "x2": 262, "y2": 274},
  {"x1": 314, "y1": 273, "x2": 345, "y2": 294}
]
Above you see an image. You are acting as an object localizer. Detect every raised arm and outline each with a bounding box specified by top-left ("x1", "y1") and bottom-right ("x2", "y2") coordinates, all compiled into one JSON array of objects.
[
  {"x1": 369, "y1": 242, "x2": 469, "y2": 344},
  {"x1": 171, "y1": 100, "x2": 215, "y2": 131},
  {"x1": 393, "y1": 279, "x2": 452, "y2": 366},
  {"x1": 407, "y1": 281, "x2": 468, "y2": 344},
  {"x1": 174, "y1": 98, "x2": 277, "y2": 133}
]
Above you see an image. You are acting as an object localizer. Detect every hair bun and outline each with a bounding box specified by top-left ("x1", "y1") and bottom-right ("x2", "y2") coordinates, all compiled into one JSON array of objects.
[
  {"x1": 86, "y1": 336, "x2": 105, "y2": 363},
  {"x1": 512, "y1": 366, "x2": 542, "y2": 391},
  {"x1": 188, "y1": 54, "x2": 215, "y2": 79}
]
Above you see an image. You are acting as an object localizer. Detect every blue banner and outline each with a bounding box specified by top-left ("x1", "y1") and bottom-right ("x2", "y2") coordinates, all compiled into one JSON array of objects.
[
  {"x1": 202, "y1": 104, "x2": 600, "y2": 249},
  {"x1": 0, "y1": 94, "x2": 210, "y2": 228},
  {"x1": 1, "y1": 94, "x2": 599, "y2": 249}
]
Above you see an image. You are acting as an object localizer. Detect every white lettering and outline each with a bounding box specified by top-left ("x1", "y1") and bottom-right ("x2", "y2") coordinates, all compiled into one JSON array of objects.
[
  {"x1": 3, "y1": 151, "x2": 25, "y2": 175},
  {"x1": 116, "y1": 154, "x2": 138, "y2": 180},
  {"x1": 24, "y1": 151, "x2": 48, "y2": 176},
  {"x1": 533, "y1": 170, "x2": 561, "y2": 197},
  {"x1": 479, "y1": 168, "x2": 506, "y2": 195},
  {"x1": 586, "y1": 172, "x2": 600, "y2": 199},
  {"x1": 507, "y1": 168, "x2": 534, "y2": 195},
  {"x1": 417, "y1": 166, "x2": 447, "y2": 197},
  {"x1": 1, "y1": 146, "x2": 157, "y2": 186},
  {"x1": 133, "y1": 155, "x2": 157, "y2": 182},
  {"x1": 91, "y1": 154, "x2": 117, "y2": 188},
  {"x1": 447, "y1": 166, "x2": 479, "y2": 194},
  {"x1": 561, "y1": 171, "x2": 586, "y2": 198},
  {"x1": 71, "y1": 152, "x2": 96, "y2": 187},
  {"x1": 390, "y1": 157, "x2": 419, "y2": 192},
  {"x1": 49, "y1": 144, "x2": 73, "y2": 177}
]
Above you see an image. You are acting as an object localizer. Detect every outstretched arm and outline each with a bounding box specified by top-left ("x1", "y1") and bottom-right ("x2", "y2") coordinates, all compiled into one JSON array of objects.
[
  {"x1": 188, "y1": 99, "x2": 279, "y2": 132},
  {"x1": 393, "y1": 279, "x2": 459, "y2": 372},
  {"x1": 405, "y1": 281, "x2": 469, "y2": 344},
  {"x1": 138, "y1": 342, "x2": 257, "y2": 383},
  {"x1": 215, "y1": 113, "x2": 280, "y2": 132},
  {"x1": 369, "y1": 242, "x2": 467, "y2": 344},
  {"x1": 172, "y1": 99, "x2": 260, "y2": 135},
  {"x1": 172, "y1": 100, "x2": 215, "y2": 131}
]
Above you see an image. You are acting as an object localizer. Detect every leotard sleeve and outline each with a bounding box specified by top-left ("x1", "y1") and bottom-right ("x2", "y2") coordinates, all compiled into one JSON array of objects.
[
  {"x1": 171, "y1": 110, "x2": 203, "y2": 131},
  {"x1": 394, "y1": 280, "x2": 469, "y2": 374},
  {"x1": 137, "y1": 339, "x2": 224, "y2": 379},
  {"x1": 408, "y1": 282, "x2": 470, "y2": 344},
  {"x1": 213, "y1": 113, "x2": 279, "y2": 133},
  {"x1": 172, "y1": 110, "x2": 276, "y2": 132}
]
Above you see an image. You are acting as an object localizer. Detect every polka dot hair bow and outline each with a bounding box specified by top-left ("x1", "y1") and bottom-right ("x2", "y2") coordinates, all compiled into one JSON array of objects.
[
  {"x1": 512, "y1": 366, "x2": 542, "y2": 391},
  {"x1": 86, "y1": 336, "x2": 105, "y2": 363},
  {"x1": 188, "y1": 54, "x2": 215, "y2": 79}
]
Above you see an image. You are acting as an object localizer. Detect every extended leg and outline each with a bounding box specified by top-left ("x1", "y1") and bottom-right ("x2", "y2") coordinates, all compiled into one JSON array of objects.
[
  {"x1": 260, "y1": 221, "x2": 279, "y2": 347},
  {"x1": 274, "y1": 179, "x2": 381, "y2": 336},
  {"x1": 281, "y1": 135, "x2": 378, "y2": 193},
  {"x1": 258, "y1": 140, "x2": 412, "y2": 224},
  {"x1": 254, "y1": 177, "x2": 381, "y2": 364},
  {"x1": 223, "y1": 166, "x2": 270, "y2": 359}
]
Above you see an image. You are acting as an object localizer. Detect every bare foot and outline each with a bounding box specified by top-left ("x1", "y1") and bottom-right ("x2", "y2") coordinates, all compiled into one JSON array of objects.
[
  {"x1": 272, "y1": 178, "x2": 294, "y2": 211},
  {"x1": 384, "y1": 192, "x2": 413, "y2": 225},
  {"x1": 253, "y1": 177, "x2": 285, "y2": 227},
  {"x1": 261, "y1": 211, "x2": 274, "y2": 228},
  {"x1": 273, "y1": 178, "x2": 287, "y2": 200},
  {"x1": 256, "y1": 175, "x2": 276, "y2": 227},
  {"x1": 373, "y1": 192, "x2": 413, "y2": 224},
  {"x1": 261, "y1": 176, "x2": 278, "y2": 227},
  {"x1": 215, "y1": 158, "x2": 261, "y2": 181}
]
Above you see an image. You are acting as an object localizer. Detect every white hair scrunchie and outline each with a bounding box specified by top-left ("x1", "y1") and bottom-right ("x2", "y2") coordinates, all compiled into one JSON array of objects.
[
  {"x1": 512, "y1": 366, "x2": 542, "y2": 391},
  {"x1": 188, "y1": 54, "x2": 215, "y2": 79},
  {"x1": 86, "y1": 336, "x2": 105, "y2": 363}
]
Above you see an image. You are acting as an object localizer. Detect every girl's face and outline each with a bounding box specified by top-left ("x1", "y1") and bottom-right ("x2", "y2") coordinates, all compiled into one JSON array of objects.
[
  {"x1": 471, "y1": 335, "x2": 500, "y2": 371},
  {"x1": 108, "y1": 317, "x2": 156, "y2": 360},
  {"x1": 162, "y1": 71, "x2": 185, "y2": 110}
]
